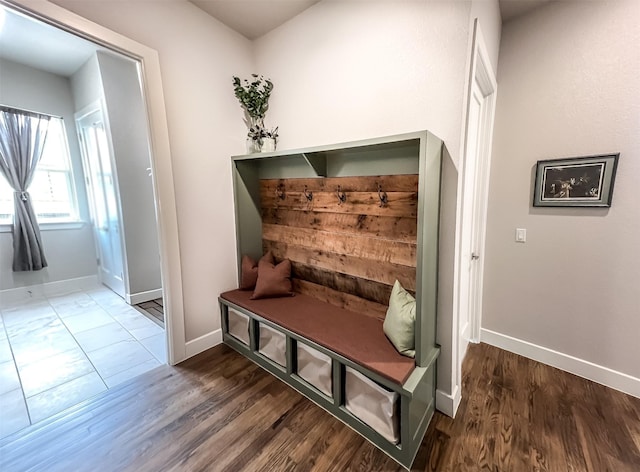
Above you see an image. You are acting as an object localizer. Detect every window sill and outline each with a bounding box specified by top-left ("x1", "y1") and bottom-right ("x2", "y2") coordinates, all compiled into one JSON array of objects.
[{"x1": 0, "y1": 221, "x2": 88, "y2": 233}]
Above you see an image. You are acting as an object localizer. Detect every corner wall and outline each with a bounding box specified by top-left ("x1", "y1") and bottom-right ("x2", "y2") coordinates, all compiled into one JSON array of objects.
[
  {"x1": 483, "y1": 0, "x2": 640, "y2": 396},
  {"x1": 253, "y1": 0, "x2": 473, "y2": 166}
]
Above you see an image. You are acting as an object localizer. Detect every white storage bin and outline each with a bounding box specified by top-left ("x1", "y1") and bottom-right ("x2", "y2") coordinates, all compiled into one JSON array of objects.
[
  {"x1": 344, "y1": 366, "x2": 400, "y2": 444},
  {"x1": 227, "y1": 309, "x2": 250, "y2": 346},
  {"x1": 258, "y1": 323, "x2": 286, "y2": 367},
  {"x1": 297, "y1": 342, "x2": 332, "y2": 396}
]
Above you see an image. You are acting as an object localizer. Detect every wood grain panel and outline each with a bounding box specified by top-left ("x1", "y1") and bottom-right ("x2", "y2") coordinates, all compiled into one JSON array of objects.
[
  {"x1": 261, "y1": 190, "x2": 418, "y2": 218},
  {"x1": 263, "y1": 224, "x2": 416, "y2": 268},
  {"x1": 292, "y1": 279, "x2": 388, "y2": 320},
  {"x1": 290, "y1": 261, "x2": 394, "y2": 306},
  {"x1": 261, "y1": 174, "x2": 419, "y2": 193},
  {"x1": 262, "y1": 208, "x2": 418, "y2": 243},
  {"x1": 260, "y1": 174, "x2": 418, "y2": 314},
  {"x1": 264, "y1": 240, "x2": 417, "y2": 291}
]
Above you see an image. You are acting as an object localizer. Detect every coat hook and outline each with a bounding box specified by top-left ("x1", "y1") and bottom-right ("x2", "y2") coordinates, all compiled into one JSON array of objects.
[
  {"x1": 336, "y1": 185, "x2": 346, "y2": 205},
  {"x1": 275, "y1": 183, "x2": 285, "y2": 200},
  {"x1": 378, "y1": 184, "x2": 388, "y2": 207},
  {"x1": 303, "y1": 185, "x2": 313, "y2": 201}
]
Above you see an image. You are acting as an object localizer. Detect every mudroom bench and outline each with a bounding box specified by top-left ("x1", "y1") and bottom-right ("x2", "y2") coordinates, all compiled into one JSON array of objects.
[
  {"x1": 221, "y1": 131, "x2": 446, "y2": 469},
  {"x1": 219, "y1": 289, "x2": 439, "y2": 469}
]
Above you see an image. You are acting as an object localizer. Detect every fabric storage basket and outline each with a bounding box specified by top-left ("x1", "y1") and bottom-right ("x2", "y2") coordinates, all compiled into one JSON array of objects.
[
  {"x1": 258, "y1": 323, "x2": 286, "y2": 367},
  {"x1": 227, "y1": 309, "x2": 250, "y2": 346},
  {"x1": 344, "y1": 366, "x2": 400, "y2": 444},
  {"x1": 297, "y1": 341, "x2": 332, "y2": 396}
]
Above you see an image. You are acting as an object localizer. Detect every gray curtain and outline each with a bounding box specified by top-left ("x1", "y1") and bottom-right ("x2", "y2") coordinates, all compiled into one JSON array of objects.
[{"x1": 0, "y1": 107, "x2": 51, "y2": 271}]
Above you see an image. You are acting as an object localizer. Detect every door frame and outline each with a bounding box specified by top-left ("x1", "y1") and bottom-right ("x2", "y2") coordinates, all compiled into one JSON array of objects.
[
  {"x1": 4, "y1": 0, "x2": 186, "y2": 365},
  {"x1": 464, "y1": 22, "x2": 497, "y2": 345},
  {"x1": 75, "y1": 101, "x2": 129, "y2": 298},
  {"x1": 448, "y1": 20, "x2": 497, "y2": 417}
]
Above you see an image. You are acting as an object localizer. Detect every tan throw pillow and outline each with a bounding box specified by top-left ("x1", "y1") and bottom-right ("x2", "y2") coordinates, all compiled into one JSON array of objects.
[
  {"x1": 251, "y1": 256, "x2": 294, "y2": 300},
  {"x1": 240, "y1": 252, "x2": 274, "y2": 290},
  {"x1": 383, "y1": 280, "x2": 416, "y2": 358}
]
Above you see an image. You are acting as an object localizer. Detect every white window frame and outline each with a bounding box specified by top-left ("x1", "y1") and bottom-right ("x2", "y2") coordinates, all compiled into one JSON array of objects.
[{"x1": 0, "y1": 114, "x2": 80, "y2": 228}]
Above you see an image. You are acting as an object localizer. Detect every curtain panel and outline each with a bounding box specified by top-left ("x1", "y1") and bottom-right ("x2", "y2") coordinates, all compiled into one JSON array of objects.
[{"x1": 0, "y1": 106, "x2": 51, "y2": 271}]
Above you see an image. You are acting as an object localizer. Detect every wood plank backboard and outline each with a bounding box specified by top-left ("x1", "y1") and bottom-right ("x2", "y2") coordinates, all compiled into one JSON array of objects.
[{"x1": 260, "y1": 175, "x2": 418, "y2": 320}]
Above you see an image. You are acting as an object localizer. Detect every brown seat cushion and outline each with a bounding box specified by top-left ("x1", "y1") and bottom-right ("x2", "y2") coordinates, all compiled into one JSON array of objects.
[{"x1": 220, "y1": 289, "x2": 415, "y2": 385}]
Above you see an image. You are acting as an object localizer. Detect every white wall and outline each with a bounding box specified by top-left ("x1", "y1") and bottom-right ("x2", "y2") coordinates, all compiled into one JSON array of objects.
[
  {"x1": 96, "y1": 51, "x2": 162, "y2": 296},
  {"x1": 53, "y1": 0, "x2": 255, "y2": 342},
  {"x1": 470, "y1": 0, "x2": 502, "y2": 76},
  {"x1": 254, "y1": 0, "x2": 473, "y2": 166},
  {"x1": 483, "y1": 0, "x2": 640, "y2": 394},
  {"x1": 70, "y1": 54, "x2": 101, "y2": 111},
  {"x1": 0, "y1": 58, "x2": 97, "y2": 291}
]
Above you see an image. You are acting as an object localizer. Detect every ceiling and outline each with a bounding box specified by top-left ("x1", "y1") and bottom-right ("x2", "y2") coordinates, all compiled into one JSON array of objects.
[
  {"x1": 189, "y1": 0, "x2": 321, "y2": 40},
  {"x1": 188, "y1": 0, "x2": 552, "y2": 40},
  {"x1": 0, "y1": 5, "x2": 108, "y2": 77},
  {"x1": 0, "y1": 0, "x2": 551, "y2": 80},
  {"x1": 499, "y1": 0, "x2": 553, "y2": 23}
]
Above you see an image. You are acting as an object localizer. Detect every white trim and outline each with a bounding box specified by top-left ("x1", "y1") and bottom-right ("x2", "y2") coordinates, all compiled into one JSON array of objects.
[
  {"x1": 446, "y1": 19, "x2": 499, "y2": 419},
  {"x1": 0, "y1": 275, "x2": 98, "y2": 308},
  {"x1": 126, "y1": 288, "x2": 163, "y2": 305},
  {"x1": 436, "y1": 386, "x2": 462, "y2": 418},
  {"x1": 185, "y1": 329, "x2": 223, "y2": 358},
  {"x1": 481, "y1": 328, "x2": 640, "y2": 399},
  {"x1": 0, "y1": 221, "x2": 87, "y2": 232},
  {"x1": 468, "y1": 24, "x2": 497, "y2": 344},
  {"x1": 4, "y1": 0, "x2": 186, "y2": 366}
]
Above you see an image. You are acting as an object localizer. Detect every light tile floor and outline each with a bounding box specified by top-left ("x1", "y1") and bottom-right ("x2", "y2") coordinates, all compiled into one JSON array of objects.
[{"x1": 0, "y1": 286, "x2": 165, "y2": 440}]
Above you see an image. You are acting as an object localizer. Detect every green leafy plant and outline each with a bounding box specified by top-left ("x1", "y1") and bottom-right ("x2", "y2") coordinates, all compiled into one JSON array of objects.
[{"x1": 232, "y1": 74, "x2": 274, "y2": 122}]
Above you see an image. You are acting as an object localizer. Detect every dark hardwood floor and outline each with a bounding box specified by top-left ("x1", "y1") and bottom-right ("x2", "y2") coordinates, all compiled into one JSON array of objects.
[{"x1": 1, "y1": 342, "x2": 638, "y2": 471}]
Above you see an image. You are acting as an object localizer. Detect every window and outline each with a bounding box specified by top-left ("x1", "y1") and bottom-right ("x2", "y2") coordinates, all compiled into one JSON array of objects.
[{"x1": 0, "y1": 117, "x2": 78, "y2": 224}]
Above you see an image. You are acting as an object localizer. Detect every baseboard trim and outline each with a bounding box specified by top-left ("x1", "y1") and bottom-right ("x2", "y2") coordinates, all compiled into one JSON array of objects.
[
  {"x1": 0, "y1": 275, "x2": 98, "y2": 308},
  {"x1": 185, "y1": 329, "x2": 222, "y2": 359},
  {"x1": 436, "y1": 385, "x2": 461, "y2": 418},
  {"x1": 127, "y1": 288, "x2": 163, "y2": 305},
  {"x1": 481, "y1": 328, "x2": 640, "y2": 399}
]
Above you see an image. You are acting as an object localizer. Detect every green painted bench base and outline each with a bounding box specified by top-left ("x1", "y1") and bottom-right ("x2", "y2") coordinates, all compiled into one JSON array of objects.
[{"x1": 220, "y1": 299, "x2": 438, "y2": 470}]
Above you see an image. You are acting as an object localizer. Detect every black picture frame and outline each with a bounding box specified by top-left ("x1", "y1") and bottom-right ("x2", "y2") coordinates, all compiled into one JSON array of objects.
[{"x1": 533, "y1": 153, "x2": 619, "y2": 207}]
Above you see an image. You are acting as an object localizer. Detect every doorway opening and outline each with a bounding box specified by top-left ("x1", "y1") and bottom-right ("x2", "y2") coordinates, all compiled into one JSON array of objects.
[{"x1": 0, "y1": 1, "x2": 180, "y2": 439}]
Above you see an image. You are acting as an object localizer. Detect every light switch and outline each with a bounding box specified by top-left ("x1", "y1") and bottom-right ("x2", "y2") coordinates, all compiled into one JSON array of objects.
[{"x1": 515, "y1": 228, "x2": 526, "y2": 243}]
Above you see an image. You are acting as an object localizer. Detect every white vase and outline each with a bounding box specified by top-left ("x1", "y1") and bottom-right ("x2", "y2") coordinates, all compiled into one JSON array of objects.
[{"x1": 262, "y1": 138, "x2": 276, "y2": 152}]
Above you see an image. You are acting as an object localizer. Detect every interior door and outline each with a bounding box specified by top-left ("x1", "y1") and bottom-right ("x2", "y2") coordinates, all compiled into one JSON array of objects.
[
  {"x1": 459, "y1": 80, "x2": 484, "y2": 360},
  {"x1": 77, "y1": 109, "x2": 126, "y2": 298}
]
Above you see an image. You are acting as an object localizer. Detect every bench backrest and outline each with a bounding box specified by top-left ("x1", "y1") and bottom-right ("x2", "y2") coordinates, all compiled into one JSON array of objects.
[{"x1": 260, "y1": 174, "x2": 418, "y2": 320}]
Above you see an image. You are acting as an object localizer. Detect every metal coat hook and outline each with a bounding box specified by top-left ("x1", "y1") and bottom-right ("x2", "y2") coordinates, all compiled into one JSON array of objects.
[
  {"x1": 303, "y1": 185, "x2": 313, "y2": 202},
  {"x1": 336, "y1": 185, "x2": 346, "y2": 205},
  {"x1": 275, "y1": 183, "x2": 286, "y2": 200},
  {"x1": 378, "y1": 184, "x2": 388, "y2": 207}
]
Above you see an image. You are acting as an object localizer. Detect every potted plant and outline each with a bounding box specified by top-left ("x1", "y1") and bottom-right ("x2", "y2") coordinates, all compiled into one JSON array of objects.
[{"x1": 233, "y1": 74, "x2": 277, "y2": 153}]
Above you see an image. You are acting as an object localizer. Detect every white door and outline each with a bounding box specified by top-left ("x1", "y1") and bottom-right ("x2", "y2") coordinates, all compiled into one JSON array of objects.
[
  {"x1": 77, "y1": 109, "x2": 126, "y2": 298},
  {"x1": 459, "y1": 80, "x2": 485, "y2": 360}
]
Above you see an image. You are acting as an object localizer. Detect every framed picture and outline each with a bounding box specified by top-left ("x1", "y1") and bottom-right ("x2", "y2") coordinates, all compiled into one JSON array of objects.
[{"x1": 533, "y1": 154, "x2": 619, "y2": 207}]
